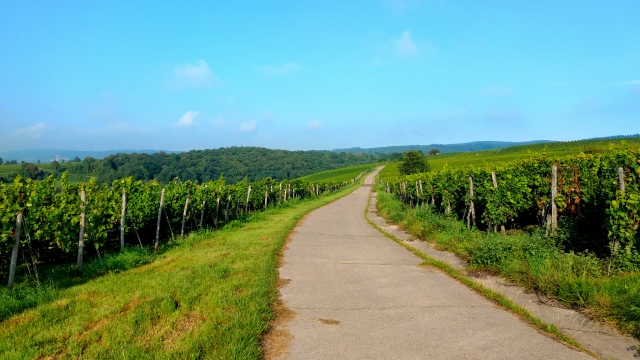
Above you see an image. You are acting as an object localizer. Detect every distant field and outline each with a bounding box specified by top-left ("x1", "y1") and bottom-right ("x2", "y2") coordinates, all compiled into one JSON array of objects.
[
  {"x1": 300, "y1": 163, "x2": 377, "y2": 183},
  {"x1": 379, "y1": 137, "x2": 640, "y2": 181}
]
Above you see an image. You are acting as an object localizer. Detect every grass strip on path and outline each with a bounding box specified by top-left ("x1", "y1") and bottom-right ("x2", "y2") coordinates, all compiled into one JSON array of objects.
[
  {"x1": 0, "y1": 183, "x2": 363, "y2": 360},
  {"x1": 364, "y1": 188, "x2": 596, "y2": 358}
]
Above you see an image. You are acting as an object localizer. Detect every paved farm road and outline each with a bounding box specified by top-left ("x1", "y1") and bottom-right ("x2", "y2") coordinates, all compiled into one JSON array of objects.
[{"x1": 274, "y1": 168, "x2": 591, "y2": 359}]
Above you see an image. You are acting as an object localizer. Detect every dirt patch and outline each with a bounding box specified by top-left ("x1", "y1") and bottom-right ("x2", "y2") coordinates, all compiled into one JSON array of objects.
[
  {"x1": 2, "y1": 311, "x2": 37, "y2": 329},
  {"x1": 262, "y1": 300, "x2": 296, "y2": 360},
  {"x1": 163, "y1": 312, "x2": 205, "y2": 348},
  {"x1": 262, "y1": 224, "x2": 302, "y2": 359},
  {"x1": 317, "y1": 318, "x2": 340, "y2": 325}
]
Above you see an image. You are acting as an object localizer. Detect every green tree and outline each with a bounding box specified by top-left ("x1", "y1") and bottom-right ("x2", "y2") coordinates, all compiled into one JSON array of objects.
[
  {"x1": 19, "y1": 163, "x2": 45, "y2": 180},
  {"x1": 428, "y1": 148, "x2": 440, "y2": 155},
  {"x1": 399, "y1": 150, "x2": 430, "y2": 175},
  {"x1": 0, "y1": 157, "x2": 3, "y2": 165}
]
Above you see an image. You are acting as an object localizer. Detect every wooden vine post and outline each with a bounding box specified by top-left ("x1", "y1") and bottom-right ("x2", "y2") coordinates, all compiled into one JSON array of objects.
[
  {"x1": 154, "y1": 188, "x2": 165, "y2": 252},
  {"x1": 245, "y1": 185, "x2": 251, "y2": 213},
  {"x1": 264, "y1": 190, "x2": 268, "y2": 210},
  {"x1": 215, "y1": 197, "x2": 220, "y2": 227},
  {"x1": 200, "y1": 200, "x2": 206, "y2": 229},
  {"x1": 491, "y1": 172, "x2": 506, "y2": 234},
  {"x1": 430, "y1": 184, "x2": 435, "y2": 205},
  {"x1": 551, "y1": 165, "x2": 558, "y2": 236},
  {"x1": 225, "y1": 195, "x2": 230, "y2": 222},
  {"x1": 120, "y1": 188, "x2": 126, "y2": 252},
  {"x1": 468, "y1": 177, "x2": 476, "y2": 229},
  {"x1": 614, "y1": 167, "x2": 625, "y2": 253},
  {"x1": 181, "y1": 196, "x2": 189, "y2": 237},
  {"x1": 76, "y1": 190, "x2": 86, "y2": 279},
  {"x1": 7, "y1": 211, "x2": 23, "y2": 288}
]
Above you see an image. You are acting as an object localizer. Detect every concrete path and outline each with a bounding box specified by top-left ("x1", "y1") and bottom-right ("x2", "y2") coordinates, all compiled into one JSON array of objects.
[{"x1": 274, "y1": 168, "x2": 592, "y2": 359}]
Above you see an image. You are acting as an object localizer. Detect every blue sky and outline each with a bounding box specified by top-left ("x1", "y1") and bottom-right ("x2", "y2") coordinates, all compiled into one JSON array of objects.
[{"x1": 1, "y1": 0, "x2": 638, "y2": 152}]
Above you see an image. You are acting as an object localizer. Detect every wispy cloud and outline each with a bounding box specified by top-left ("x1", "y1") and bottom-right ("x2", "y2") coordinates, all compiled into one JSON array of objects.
[
  {"x1": 256, "y1": 62, "x2": 301, "y2": 76},
  {"x1": 177, "y1": 111, "x2": 200, "y2": 127},
  {"x1": 395, "y1": 31, "x2": 419, "y2": 57},
  {"x1": 169, "y1": 60, "x2": 219, "y2": 90},
  {"x1": 13, "y1": 123, "x2": 49, "y2": 139},
  {"x1": 306, "y1": 120, "x2": 322, "y2": 130},
  {"x1": 238, "y1": 120, "x2": 257, "y2": 132}
]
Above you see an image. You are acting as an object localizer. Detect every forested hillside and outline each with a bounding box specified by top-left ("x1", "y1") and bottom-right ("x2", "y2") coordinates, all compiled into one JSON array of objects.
[{"x1": 60, "y1": 147, "x2": 380, "y2": 184}]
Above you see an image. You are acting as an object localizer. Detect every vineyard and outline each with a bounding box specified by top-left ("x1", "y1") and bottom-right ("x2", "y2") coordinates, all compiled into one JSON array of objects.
[
  {"x1": 379, "y1": 137, "x2": 640, "y2": 175},
  {"x1": 300, "y1": 163, "x2": 376, "y2": 183},
  {"x1": 0, "y1": 170, "x2": 368, "y2": 286},
  {"x1": 381, "y1": 147, "x2": 640, "y2": 271}
]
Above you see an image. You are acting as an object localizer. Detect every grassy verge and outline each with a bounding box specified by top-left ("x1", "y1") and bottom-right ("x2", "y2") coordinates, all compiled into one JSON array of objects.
[
  {"x1": 299, "y1": 163, "x2": 378, "y2": 183},
  {"x1": 365, "y1": 190, "x2": 595, "y2": 356},
  {"x1": 373, "y1": 188, "x2": 640, "y2": 341},
  {"x1": 0, "y1": 183, "x2": 362, "y2": 359}
]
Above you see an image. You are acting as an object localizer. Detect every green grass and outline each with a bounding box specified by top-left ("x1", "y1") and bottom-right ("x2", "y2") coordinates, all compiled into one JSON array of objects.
[
  {"x1": 299, "y1": 163, "x2": 376, "y2": 183},
  {"x1": 0, "y1": 181, "x2": 363, "y2": 359},
  {"x1": 379, "y1": 137, "x2": 640, "y2": 182},
  {"x1": 374, "y1": 189, "x2": 640, "y2": 340}
]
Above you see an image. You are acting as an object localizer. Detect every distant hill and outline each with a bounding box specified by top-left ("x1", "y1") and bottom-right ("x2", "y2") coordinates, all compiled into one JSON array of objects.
[
  {"x1": 333, "y1": 140, "x2": 551, "y2": 155},
  {"x1": 0, "y1": 149, "x2": 180, "y2": 163},
  {"x1": 333, "y1": 135, "x2": 640, "y2": 155}
]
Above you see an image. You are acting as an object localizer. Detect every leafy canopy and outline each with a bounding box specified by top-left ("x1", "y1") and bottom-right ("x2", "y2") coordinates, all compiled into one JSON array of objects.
[{"x1": 399, "y1": 150, "x2": 430, "y2": 175}]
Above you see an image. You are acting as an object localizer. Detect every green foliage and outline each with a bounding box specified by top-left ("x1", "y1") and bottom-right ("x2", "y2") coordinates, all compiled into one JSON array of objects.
[
  {"x1": 398, "y1": 150, "x2": 430, "y2": 175},
  {"x1": 300, "y1": 164, "x2": 374, "y2": 183},
  {"x1": 53, "y1": 147, "x2": 381, "y2": 185},
  {"x1": 0, "y1": 174, "x2": 361, "y2": 358},
  {"x1": 0, "y1": 168, "x2": 365, "y2": 277},
  {"x1": 382, "y1": 147, "x2": 640, "y2": 267}
]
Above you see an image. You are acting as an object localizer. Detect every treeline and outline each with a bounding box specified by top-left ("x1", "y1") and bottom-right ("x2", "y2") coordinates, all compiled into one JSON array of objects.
[{"x1": 3, "y1": 147, "x2": 381, "y2": 184}]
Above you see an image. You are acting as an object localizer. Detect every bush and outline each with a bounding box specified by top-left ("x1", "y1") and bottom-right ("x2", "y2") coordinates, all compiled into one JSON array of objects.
[{"x1": 398, "y1": 150, "x2": 430, "y2": 175}]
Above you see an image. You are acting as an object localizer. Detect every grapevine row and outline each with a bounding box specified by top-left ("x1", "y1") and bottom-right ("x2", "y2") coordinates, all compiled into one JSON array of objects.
[
  {"x1": 382, "y1": 148, "x2": 639, "y2": 266},
  {"x1": 0, "y1": 171, "x2": 369, "y2": 284}
]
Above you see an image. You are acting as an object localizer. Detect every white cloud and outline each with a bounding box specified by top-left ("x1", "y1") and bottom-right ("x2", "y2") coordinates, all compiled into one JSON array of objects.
[
  {"x1": 177, "y1": 111, "x2": 200, "y2": 127},
  {"x1": 238, "y1": 119, "x2": 257, "y2": 132},
  {"x1": 306, "y1": 120, "x2": 322, "y2": 130},
  {"x1": 256, "y1": 62, "x2": 301, "y2": 76},
  {"x1": 395, "y1": 31, "x2": 418, "y2": 56},
  {"x1": 13, "y1": 123, "x2": 49, "y2": 139},
  {"x1": 169, "y1": 60, "x2": 219, "y2": 89}
]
